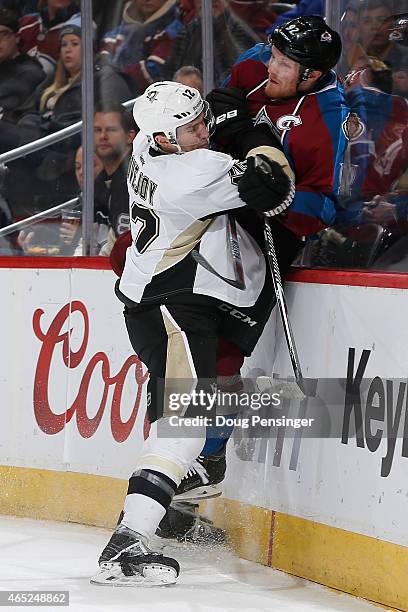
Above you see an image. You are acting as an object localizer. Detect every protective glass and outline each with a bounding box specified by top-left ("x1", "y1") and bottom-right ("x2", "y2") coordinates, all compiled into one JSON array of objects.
[{"x1": 259, "y1": 41, "x2": 272, "y2": 65}]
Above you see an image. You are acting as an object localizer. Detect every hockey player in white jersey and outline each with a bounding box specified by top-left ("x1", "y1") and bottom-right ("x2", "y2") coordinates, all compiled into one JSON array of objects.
[{"x1": 91, "y1": 81, "x2": 296, "y2": 587}]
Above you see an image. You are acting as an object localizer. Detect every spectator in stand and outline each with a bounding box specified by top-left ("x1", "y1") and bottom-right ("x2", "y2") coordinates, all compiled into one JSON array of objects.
[
  {"x1": 99, "y1": 0, "x2": 182, "y2": 95},
  {"x1": 392, "y1": 63, "x2": 408, "y2": 97},
  {"x1": 40, "y1": 15, "x2": 133, "y2": 126},
  {"x1": 163, "y1": 0, "x2": 260, "y2": 86},
  {"x1": 389, "y1": 14, "x2": 408, "y2": 97},
  {"x1": 179, "y1": 0, "x2": 276, "y2": 34},
  {"x1": 173, "y1": 65, "x2": 203, "y2": 94},
  {"x1": 1, "y1": 14, "x2": 134, "y2": 226},
  {"x1": 18, "y1": 0, "x2": 79, "y2": 75},
  {"x1": 56, "y1": 145, "x2": 105, "y2": 254},
  {"x1": 73, "y1": 145, "x2": 103, "y2": 192},
  {"x1": 315, "y1": 41, "x2": 408, "y2": 269},
  {"x1": 61, "y1": 104, "x2": 137, "y2": 256},
  {"x1": 228, "y1": 0, "x2": 277, "y2": 41},
  {"x1": 358, "y1": 0, "x2": 408, "y2": 72},
  {"x1": 266, "y1": 0, "x2": 324, "y2": 35},
  {"x1": 0, "y1": 165, "x2": 22, "y2": 255},
  {"x1": 338, "y1": 58, "x2": 408, "y2": 229},
  {"x1": 1, "y1": 1, "x2": 37, "y2": 16},
  {"x1": 93, "y1": 102, "x2": 136, "y2": 256},
  {"x1": 0, "y1": 8, "x2": 45, "y2": 131},
  {"x1": 0, "y1": 14, "x2": 133, "y2": 153},
  {"x1": 17, "y1": 144, "x2": 107, "y2": 257}
]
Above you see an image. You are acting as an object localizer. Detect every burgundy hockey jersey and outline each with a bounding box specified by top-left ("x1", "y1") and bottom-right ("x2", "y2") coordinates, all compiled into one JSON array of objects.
[{"x1": 227, "y1": 57, "x2": 349, "y2": 237}]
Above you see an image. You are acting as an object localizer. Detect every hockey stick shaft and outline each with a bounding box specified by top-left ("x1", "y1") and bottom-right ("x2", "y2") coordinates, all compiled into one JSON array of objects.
[
  {"x1": 227, "y1": 215, "x2": 245, "y2": 289},
  {"x1": 263, "y1": 217, "x2": 304, "y2": 385}
]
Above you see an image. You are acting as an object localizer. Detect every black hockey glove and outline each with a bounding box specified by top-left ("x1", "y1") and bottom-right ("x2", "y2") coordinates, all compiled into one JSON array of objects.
[
  {"x1": 206, "y1": 87, "x2": 253, "y2": 139},
  {"x1": 238, "y1": 154, "x2": 295, "y2": 217}
]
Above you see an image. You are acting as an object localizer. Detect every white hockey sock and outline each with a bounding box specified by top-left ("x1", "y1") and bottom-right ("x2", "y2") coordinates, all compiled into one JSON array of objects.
[{"x1": 122, "y1": 493, "x2": 166, "y2": 543}]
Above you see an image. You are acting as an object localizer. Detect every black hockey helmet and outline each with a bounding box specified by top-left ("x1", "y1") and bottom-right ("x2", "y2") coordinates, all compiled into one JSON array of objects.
[{"x1": 269, "y1": 16, "x2": 342, "y2": 74}]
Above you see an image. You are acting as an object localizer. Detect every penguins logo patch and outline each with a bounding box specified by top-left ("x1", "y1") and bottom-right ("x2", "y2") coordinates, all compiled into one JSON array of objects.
[{"x1": 147, "y1": 91, "x2": 158, "y2": 103}]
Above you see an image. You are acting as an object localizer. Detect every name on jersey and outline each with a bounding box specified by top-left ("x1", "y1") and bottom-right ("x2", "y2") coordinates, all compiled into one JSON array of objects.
[{"x1": 128, "y1": 155, "x2": 157, "y2": 205}]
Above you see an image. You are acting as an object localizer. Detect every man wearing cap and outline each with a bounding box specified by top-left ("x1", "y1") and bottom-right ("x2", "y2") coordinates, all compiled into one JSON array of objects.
[
  {"x1": 358, "y1": 0, "x2": 408, "y2": 72},
  {"x1": 18, "y1": 0, "x2": 79, "y2": 76},
  {"x1": 0, "y1": 8, "x2": 44, "y2": 126}
]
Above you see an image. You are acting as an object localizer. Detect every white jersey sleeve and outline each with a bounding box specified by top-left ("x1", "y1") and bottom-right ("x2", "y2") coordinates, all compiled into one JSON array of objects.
[{"x1": 161, "y1": 149, "x2": 247, "y2": 220}]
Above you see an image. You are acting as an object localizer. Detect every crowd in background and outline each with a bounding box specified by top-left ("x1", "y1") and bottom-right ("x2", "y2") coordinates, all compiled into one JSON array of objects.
[{"x1": 0, "y1": 0, "x2": 407, "y2": 270}]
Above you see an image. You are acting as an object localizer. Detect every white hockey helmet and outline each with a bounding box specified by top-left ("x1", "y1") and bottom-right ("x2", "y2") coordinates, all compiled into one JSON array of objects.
[{"x1": 133, "y1": 81, "x2": 214, "y2": 153}]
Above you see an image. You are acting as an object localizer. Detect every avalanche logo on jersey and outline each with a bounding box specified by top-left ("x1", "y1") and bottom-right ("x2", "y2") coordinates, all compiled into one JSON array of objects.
[
  {"x1": 254, "y1": 106, "x2": 303, "y2": 136},
  {"x1": 253, "y1": 106, "x2": 280, "y2": 139},
  {"x1": 276, "y1": 114, "x2": 303, "y2": 131}
]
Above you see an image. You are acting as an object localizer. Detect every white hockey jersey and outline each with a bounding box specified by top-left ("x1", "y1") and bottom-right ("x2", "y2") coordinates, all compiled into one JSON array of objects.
[{"x1": 119, "y1": 132, "x2": 266, "y2": 308}]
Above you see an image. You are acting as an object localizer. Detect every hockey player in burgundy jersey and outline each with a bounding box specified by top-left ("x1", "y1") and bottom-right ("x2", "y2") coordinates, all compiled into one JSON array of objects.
[
  {"x1": 210, "y1": 15, "x2": 349, "y2": 238},
  {"x1": 91, "y1": 81, "x2": 296, "y2": 587}
]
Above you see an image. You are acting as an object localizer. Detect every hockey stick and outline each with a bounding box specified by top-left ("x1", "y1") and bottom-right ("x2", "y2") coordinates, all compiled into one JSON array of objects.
[
  {"x1": 227, "y1": 214, "x2": 245, "y2": 289},
  {"x1": 191, "y1": 214, "x2": 246, "y2": 290},
  {"x1": 261, "y1": 217, "x2": 317, "y2": 398}
]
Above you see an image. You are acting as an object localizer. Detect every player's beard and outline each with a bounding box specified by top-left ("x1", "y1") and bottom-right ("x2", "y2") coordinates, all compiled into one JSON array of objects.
[{"x1": 265, "y1": 79, "x2": 298, "y2": 100}]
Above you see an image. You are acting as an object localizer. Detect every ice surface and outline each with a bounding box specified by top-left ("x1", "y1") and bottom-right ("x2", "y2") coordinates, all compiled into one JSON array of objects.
[{"x1": 0, "y1": 516, "x2": 382, "y2": 612}]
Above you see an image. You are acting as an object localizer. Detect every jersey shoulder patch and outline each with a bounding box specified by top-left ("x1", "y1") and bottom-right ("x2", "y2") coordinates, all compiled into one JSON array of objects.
[{"x1": 228, "y1": 160, "x2": 247, "y2": 185}]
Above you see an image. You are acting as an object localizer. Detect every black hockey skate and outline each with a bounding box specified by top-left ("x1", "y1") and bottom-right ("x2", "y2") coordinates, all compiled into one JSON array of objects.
[
  {"x1": 157, "y1": 502, "x2": 226, "y2": 545},
  {"x1": 90, "y1": 524, "x2": 180, "y2": 587},
  {"x1": 173, "y1": 442, "x2": 227, "y2": 501}
]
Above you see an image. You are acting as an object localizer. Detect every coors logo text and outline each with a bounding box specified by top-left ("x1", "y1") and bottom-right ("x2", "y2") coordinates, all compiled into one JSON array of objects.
[{"x1": 33, "y1": 301, "x2": 149, "y2": 441}]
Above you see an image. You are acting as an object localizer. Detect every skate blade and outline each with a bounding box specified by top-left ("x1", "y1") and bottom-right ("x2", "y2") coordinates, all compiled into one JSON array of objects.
[
  {"x1": 90, "y1": 563, "x2": 178, "y2": 587},
  {"x1": 173, "y1": 484, "x2": 222, "y2": 502}
]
